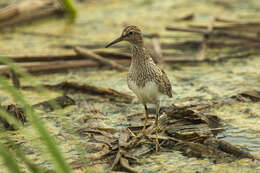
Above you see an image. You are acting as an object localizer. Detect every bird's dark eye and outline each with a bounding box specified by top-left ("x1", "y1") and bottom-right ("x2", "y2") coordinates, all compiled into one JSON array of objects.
[{"x1": 129, "y1": 32, "x2": 133, "y2": 35}]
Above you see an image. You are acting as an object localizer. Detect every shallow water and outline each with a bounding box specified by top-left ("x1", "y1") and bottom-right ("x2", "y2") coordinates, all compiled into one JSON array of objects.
[
  {"x1": 0, "y1": 0, "x2": 259, "y2": 172},
  {"x1": 1, "y1": 55, "x2": 256, "y2": 172}
]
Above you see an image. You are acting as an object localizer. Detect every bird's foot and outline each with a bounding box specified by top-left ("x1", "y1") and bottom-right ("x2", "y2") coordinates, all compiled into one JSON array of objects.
[
  {"x1": 142, "y1": 125, "x2": 160, "y2": 152},
  {"x1": 147, "y1": 123, "x2": 160, "y2": 152}
]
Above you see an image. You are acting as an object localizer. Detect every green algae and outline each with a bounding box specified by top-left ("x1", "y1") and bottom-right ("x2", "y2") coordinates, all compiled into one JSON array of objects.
[{"x1": 0, "y1": 0, "x2": 259, "y2": 172}]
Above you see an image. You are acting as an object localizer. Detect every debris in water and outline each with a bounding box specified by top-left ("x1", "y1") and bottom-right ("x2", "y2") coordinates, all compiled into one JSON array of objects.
[
  {"x1": 0, "y1": 104, "x2": 26, "y2": 130},
  {"x1": 32, "y1": 95, "x2": 75, "y2": 111}
]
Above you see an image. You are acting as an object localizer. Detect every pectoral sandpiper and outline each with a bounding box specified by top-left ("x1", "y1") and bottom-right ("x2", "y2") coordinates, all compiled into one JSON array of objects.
[{"x1": 106, "y1": 26, "x2": 172, "y2": 151}]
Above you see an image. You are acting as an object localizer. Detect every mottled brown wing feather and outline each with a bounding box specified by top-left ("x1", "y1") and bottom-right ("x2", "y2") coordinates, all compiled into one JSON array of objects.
[{"x1": 159, "y1": 69, "x2": 172, "y2": 98}]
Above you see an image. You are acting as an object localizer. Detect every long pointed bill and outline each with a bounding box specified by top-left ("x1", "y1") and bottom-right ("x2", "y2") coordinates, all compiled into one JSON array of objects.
[{"x1": 105, "y1": 36, "x2": 123, "y2": 48}]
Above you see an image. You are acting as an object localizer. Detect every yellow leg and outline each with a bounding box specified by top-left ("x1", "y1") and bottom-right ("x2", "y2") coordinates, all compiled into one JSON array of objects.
[
  {"x1": 142, "y1": 104, "x2": 148, "y2": 135},
  {"x1": 155, "y1": 103, "x2": 160, "y2": 152}
]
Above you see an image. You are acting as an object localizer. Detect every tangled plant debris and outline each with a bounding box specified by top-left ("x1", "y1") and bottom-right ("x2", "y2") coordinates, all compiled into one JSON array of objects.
[
  {"x1": 0, "y1": 0, "x2": 259, "y2": 172},
  {"x1": 70, "y1": 90, "x2": 259, "y2": 172}
]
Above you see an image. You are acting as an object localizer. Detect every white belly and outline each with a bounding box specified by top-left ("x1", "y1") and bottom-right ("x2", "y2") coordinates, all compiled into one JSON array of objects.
[{"x1": 128, "y1": 80, "x2": 161, "y2": 104}]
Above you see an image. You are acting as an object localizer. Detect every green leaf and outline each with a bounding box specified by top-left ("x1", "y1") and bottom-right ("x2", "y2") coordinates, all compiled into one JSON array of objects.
[
  {"x1": 0, "y1": 145, "x2": 22, "y2": 173},
  {"x1": 0, "y1": 57, "x2": 71, "y2": 173}
]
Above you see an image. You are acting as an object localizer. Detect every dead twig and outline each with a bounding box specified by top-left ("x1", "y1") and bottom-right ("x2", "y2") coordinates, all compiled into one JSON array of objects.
[
  {"x1": 195, "y1": 37, "x2": 207, "y2": 61},
  {"x1": 0, "y1": 0, "x2": 64, "y2": 28},
  {"x1": 120, "y1": 157, "x2": 139, "y2": 173},
  {"x1": 111, "y1": 150, "x2": 121, "y2": 171},
  {"x1": 10, "y1": 69, "x2": 20, "y2": 89},
  {"x1": 1, "y1": 53, "x2": 80, "y2": 63},
  {"x1": 88, "y1": 144, "x2": 110, "y2": 160},
  {"x1": 94, "y1": 50, "x2": 131, "y2": 59},
  {"x1": 0, "y1": 59, "x2": 129, "y2": 75},
  {"x1": 215, "y1": 17, "x2": 260, "y2": 25},
  {"x1": 166, "y1": 26, "x2": 211, "y2": 34},
  {"x1": 32, "y1": 95, "x2": 75, "y2": 111},
  {"x1": 37, "y1": 81, "x2": 134, "y2": 101},
  {"x1": 75, "y1": 91, "x2": 259, "y2": 169},
  {"x1": 147, "y1": 135, "x2": 181, "y2": 143},
  {"x1": 152, "y1": 38, "x2": 162, "y2": 62},
  {"x1": 74, "y1": 47, "x2": 127, "y2": 71},
  {"x1": 166, "y1": 25, "x2": 260, "y2": 43},
  {"x1": 0, "y1": 60, "x2": 99, "y2": 75},
  {"x1": 163, "y1": 50, "x2": 260, "y2": 64},
  {"x1": 196, "y1": 17, "x2": 215, "y2": 60},
  {"x1": 204, "y1": 138, "x2": 256, "y2": 160},
  {"x1": 175, "y1": 13, "x2": 194, "y2": 21},
  {"x1": 127, "y1": 127, "x2": 136, "y2": 137},
  {"x1": 2, "y1": 50, "x2": 131, "y2": 63}
]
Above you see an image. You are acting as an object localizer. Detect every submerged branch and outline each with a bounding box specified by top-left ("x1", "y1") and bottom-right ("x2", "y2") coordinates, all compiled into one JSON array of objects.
[
  {"x1": 74, "y1": 47, "x2": 127, "y2": 71},
  {"x1": 166, "y1": 25, "x2": 260, "y2": 43},
  {"x1": 22, "y1": 81, "x2": 134, "y2": 101},
  {"x1": 0, "y1": 0, "x2": 64, "y2": 28}
]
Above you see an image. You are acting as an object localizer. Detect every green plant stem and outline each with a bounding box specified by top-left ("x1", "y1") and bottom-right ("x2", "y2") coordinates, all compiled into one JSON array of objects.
[
  {"x1": 0, "y1": 108, "x2": 22, "y2": 129},
  {"x1": 60, "y1": 0, "x2": 77, "y2": 20},
  {"x1": 0, "y1": 76, "x2": 71, "y2": 173},
  {"x1": 0, "y1": 145, "x2": 22, "y2": 173}
]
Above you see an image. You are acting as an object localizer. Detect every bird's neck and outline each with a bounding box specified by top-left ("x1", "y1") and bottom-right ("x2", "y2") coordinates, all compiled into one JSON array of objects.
[{"x1": 130, "y1": 43, "x2": 149, "y2": 65}]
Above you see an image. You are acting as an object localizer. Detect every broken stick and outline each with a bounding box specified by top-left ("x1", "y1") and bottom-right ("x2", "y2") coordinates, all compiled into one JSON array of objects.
[
  {"x1": 166, "y1": 25, "x2": 260, "y2": 43},
  {"x1": 26, "y1": 81, "x2": 134, "y2": 101},
  {"x1": 0, "y1": 60, "x2": 99, "y2": 75},
  {"x1": 74, "y1": 47, "x2": 127, "y2": 71},
  {"x1": 0, "y1": 0, "x2": 64, "y2": 28}
]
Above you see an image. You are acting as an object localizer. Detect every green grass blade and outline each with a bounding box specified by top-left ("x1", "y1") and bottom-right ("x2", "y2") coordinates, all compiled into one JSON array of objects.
[
  {"x1": 0, "y1": 57, "x2": 62, "y2": 109},
  {"x1": 0, "y1": 57, "x2": 71, "y2": 172},
  {"x1": 3, "y1": 137, "x2": 42, "y2": 173},
  {"x1": 0, "y1": 76, "x2": 71, "y2": 173},
  {"x1": 0, "y1": 144, "x2": 22, "y2": 173},
  {"x1": 0, "y1": 56, "x2": 45, "y2": 93},
  {"x1": 16, "y1": 149, "x2": 42, "y2": 173},
  {"x1": 59, "y1": 0, "x2": 77, "y2": 21},
  {"x1": 0, "y1": 108, "x2": 23, "y2": 129}
]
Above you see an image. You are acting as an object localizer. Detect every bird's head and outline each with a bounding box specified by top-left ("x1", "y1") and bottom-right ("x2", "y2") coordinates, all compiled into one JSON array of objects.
[{"x1": 105, "y1": 25, "x2": 143, "y2": 48}]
